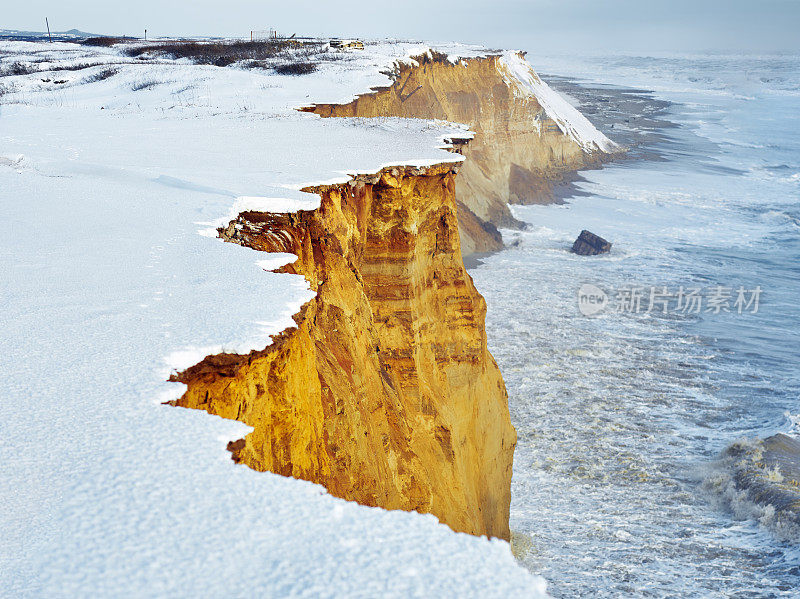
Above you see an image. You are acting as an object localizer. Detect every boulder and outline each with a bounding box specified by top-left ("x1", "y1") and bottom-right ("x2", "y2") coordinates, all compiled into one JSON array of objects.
[{"x1": 571, "y1": 230, "x2": 612, "y2": 256}]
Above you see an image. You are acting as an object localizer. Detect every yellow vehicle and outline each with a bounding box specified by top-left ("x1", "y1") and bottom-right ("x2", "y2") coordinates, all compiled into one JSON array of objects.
[{"x1": 329, "y1": 39, "x2": 364, "y2": 50}]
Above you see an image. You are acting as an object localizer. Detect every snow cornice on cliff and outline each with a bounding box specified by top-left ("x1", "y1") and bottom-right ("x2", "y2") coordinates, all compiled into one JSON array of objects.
[
  {"x1": 498, "y1": 51, "x2": 621, "y2": 154},
  {"x1": 325, "y1": 42, "x2": 619, "y2": 157}
]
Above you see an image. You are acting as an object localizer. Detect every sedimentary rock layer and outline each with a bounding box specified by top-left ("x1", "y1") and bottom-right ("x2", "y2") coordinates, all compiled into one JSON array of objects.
[
  {"x1": 172, "y1": 163, "x2": 516, "y2": 540},
  {"x1": 302, "y1": 51, "x2": 616, "y2": 256}
]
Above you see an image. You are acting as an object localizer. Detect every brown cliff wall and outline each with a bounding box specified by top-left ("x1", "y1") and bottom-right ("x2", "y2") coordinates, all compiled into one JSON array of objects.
[
  {"x1": 172, "y1": 163, "x2": 516, "y2": 539},
  {"x1": 302, "y1": 52, "x2": 611, "y2": 256}
]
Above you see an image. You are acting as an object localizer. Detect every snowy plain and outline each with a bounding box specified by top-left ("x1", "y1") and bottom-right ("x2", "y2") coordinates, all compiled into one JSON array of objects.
[{"x1": 0, "y1": 40, "x2": 548, "y2": 597}]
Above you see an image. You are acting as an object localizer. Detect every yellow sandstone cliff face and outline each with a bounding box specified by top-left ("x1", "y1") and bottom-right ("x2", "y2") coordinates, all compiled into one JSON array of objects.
[
  {"x1": 302, "y1": 52, "x2": 607, "y2": 256},
  {"x1": 172, "y1": 163, "x2": 516, "y2": 540}
]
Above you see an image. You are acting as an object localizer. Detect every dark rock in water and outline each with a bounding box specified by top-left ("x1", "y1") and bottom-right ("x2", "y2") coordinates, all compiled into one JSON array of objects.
[
  {"x1": 571, "y1": 230, "x2": 612, "y2": 255},
  {"x1": 722, "y1": 434, "x2": 800, "y2": 532}
]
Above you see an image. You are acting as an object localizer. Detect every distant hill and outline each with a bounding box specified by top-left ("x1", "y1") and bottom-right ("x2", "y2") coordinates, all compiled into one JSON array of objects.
[{"x1": 0, "y1": 28, "x2": 102, "y2": 42}]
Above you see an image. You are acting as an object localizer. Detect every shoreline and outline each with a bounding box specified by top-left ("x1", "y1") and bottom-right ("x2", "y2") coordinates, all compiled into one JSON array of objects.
[
  {"x1": 466, "y1": 75, "x2": 676, "y2": 270},
  {"x1": 470, "y1": 53, "x2": 800, "y2": 595}
]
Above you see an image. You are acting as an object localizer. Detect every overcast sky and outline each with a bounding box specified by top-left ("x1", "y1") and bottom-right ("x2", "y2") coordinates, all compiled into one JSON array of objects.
[{"x1": 5, "y1": 0, "x2": 799, "y2": 53}]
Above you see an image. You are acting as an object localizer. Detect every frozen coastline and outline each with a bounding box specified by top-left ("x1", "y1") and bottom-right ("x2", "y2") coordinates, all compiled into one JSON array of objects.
[{"x1": 0, "y1": 39, "x2": 547, "y2": 597}]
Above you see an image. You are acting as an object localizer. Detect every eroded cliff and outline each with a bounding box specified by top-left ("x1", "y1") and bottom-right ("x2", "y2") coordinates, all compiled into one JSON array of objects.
[
  {"x1": 172, "y1": 162, "x2": 516, "y2": 539},
  {"x1": 302, "y1": 51, "x2": 619, "y2": 256}
]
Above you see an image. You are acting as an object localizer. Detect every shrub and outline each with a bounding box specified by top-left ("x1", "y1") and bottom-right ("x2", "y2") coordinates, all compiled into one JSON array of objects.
[
  {"x1": 211, "y1": 56, "x2": 236, "y2": 67},
  {"x1": 126, "y1": 40, "x2": 290, "y2": 63},
  {"x1": 80, "y1": 36, "x2": 127, "y2": 47},
  {"x1": 411, "y1": 50, "x2": 452, "y2": 66},
  {"x1": 49, "y1": 62, "x2": 101, "y2": 72},
  {"x1": 124, "y1": 39, "x2": 328, "y2": 68},
  {"x1": 85, "y1": 68, "x2": 118, "y2": 83},
  {"x1": 274, "y1": 62, "x2": 317, "y2": 75},
  {"x1": 428, "y1": 49, "x2": 451, "y2": 63},
  {"x1": 241, "y1": 60, "x2": 267, "y2": 70},
  {"x1": 132, "y1": 78, "x2": 161, "y2": 91},
  {"x1": 0, "y1": 81, "x2": 20, "y2": 101},
  {"x1": 2, "y1": 62, "x2": 37, "y2": 76}
]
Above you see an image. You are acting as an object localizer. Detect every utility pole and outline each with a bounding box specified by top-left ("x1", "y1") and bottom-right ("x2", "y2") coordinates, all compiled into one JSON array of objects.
[{"x1": 45, "y1": 17, "x2": 52, "y2": 42}]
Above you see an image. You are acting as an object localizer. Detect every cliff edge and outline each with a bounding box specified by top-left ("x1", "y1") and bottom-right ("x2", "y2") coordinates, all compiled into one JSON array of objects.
[
  {"x1": 166, "y1": 43, "x2": 619, "y2": 542},
  {"x1": 172, "y1": 162, "x2": 516, "y2": 539},
  {"x1": 302, "y1": 50, "x2": 620, "y2": 256}
]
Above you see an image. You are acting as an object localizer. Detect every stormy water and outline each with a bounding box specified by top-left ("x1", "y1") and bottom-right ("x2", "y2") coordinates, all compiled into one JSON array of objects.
[{"x1": 468, "y1": 54, "x2": 800, "y2": 597}]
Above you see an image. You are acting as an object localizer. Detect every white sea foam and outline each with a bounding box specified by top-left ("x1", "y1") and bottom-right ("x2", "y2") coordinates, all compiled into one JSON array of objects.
[
  {"x1": 471, "y1": 52, "x2": 800, "y2": 596},
  {"x1": 700, "y1": 439, "x2": 800, "y2": 544}
]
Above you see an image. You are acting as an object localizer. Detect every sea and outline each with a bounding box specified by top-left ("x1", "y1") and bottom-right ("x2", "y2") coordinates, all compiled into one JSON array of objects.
[{"x1": 469, "y1": 53, "x2": 800, "y2": 597}]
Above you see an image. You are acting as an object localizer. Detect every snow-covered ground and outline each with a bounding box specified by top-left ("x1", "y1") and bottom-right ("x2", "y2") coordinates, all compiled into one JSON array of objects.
[{"x1": 0, "y1": 40, "x2": 547, "y2": 596}]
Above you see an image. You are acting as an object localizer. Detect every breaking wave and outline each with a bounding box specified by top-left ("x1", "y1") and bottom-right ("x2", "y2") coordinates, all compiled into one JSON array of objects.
[{"x1": 703, "y1": 435, "x2": 800, "y2": 543}]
